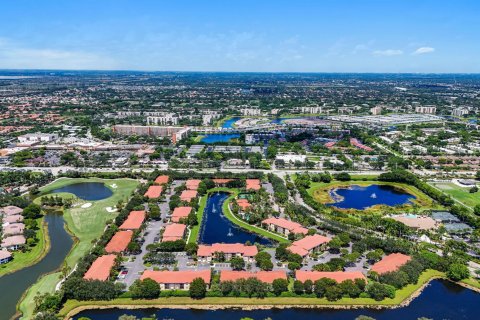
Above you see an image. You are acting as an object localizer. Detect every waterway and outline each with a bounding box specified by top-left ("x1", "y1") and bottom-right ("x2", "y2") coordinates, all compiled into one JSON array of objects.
[
  {"x1": 73, "y1": 280, "x2": 480, "y2": 319},
  {"x1": 0, "y1": 214, "x2": 73, "y2": 320},
  {"x1": 221, "y1": 117, "x2": 241, "y2": 129},
  {"x1": 201, "y1": 133, "x2": 241, "y2": 144},
  {"x1": 198, "y1": 192, "x2": 271, "y2": 245},
  {"x1": 52, "y1": 182, "x2": 113, "y2": 201},
  {"x1": 327, "y1": 184, "x2": 415, "y2": 210}
]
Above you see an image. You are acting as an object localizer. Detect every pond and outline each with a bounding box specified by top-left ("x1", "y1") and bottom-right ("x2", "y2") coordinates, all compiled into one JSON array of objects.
[
  {"x1": 327, "y1": 184, "x2": 415, "y2": 210},
  {"x1": 201, "y1": 134, "x2": 241, "y2": 144},
  {"x1": 52, "y1": 182, "x2": 113, "y2": 201},
  {"x1": 198, "y1": 192, "x2": 271, "y2": 245},
  {"x1": 0, "y1": 214, "x2": 73, "y2": 320},
  {"x1": 73, "y1": 280, "x2": 480, "y2": 320},
  {"x1": 221, "y1": 117, "x2": 241, "y2": 129}
]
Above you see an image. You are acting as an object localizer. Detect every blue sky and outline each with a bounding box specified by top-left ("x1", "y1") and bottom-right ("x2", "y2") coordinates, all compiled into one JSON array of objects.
[{"x1": 0, "y1": 0, "x2": 479, "y2": 72}]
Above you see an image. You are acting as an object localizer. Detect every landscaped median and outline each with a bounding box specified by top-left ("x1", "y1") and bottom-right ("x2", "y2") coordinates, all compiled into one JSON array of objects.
[
  {"x1": 187, "y1": 195, "x2": 207, "y2": 244},
  {"x1": 58, "y1": 269, "x2": 446, "y2": 319}
]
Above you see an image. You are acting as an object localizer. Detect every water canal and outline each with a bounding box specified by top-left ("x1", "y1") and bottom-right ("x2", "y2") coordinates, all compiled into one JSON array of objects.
[
  {"x1": 327, "y1": 184, "x2": 415, "y2": 210},
  {"x1": 201, "y1": 133, "x2": 241, "y2": 144},
  {"x1": 73, "y1": 280, "x2": 480, "y2": 319},
  {"x1": 198, "y1": 192, "x2": 271, "y2": 245},
  {"x1": 0, "y1": 214, "x2": 73, "y2": 320}
]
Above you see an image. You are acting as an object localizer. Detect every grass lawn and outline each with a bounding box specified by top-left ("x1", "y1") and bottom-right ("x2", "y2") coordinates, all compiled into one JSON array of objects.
[
  {"x1": 59, "y1": 270, "x2": 445, "y2": 318},
  {"x1": 431, "y1": 182, "x2": 480, "y2": 209},
  {"x1": 0, "y1": 217, "x2": 49, "y2": 277},
  {"x1": 307, "y1": 180, "x2": 437, "y2": 211},
  {"x1": 187, "y1": 195, "x2": 207, "y2": 244},
  {"x1": 18, "y1": 177, "x2": 139, "y2": 319}
]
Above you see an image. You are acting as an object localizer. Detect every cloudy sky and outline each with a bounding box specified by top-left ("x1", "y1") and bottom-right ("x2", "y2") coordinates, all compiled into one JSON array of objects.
[{"x1": 0, "y1": 0, "x2": 479, "y2": 72}]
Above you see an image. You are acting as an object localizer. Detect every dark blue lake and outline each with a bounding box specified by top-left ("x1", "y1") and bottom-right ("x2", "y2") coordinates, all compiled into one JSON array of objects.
[
  {"x1": 199, "y1": 192, "x2": 271, "y2": 245},
  {"x1": 52, "y1": 182, "x2": 113, "y2": 201},
  {"x1": 327, "y1": 184, "x2": 415, "y2": 210},
  {"x1": 73, "y1": 280, "x2": 480, "y2": 320},
  {"x1": 221, "y1": 117, "x2": 241, "y2": 128},
  {"x1": 201, "y1": 134, "x2": 241, "y2": 143}
]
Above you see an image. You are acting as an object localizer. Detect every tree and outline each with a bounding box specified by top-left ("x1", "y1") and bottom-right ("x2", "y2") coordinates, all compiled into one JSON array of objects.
[
  {"x1": 366, "y1": 282, "x2": 395, "y2": 301},
  {"x1": 446, "y1": 263, "x2": 470, "y2": 281},
  {"x1": 303, "y1": 280, "x2": 313, "y2": 294},
  {"x1": 272, "y1": 278, "x2": 289, "y2": 296},
  {"x1": 293, "y1": 280, "x2": 304, "y2": 295},
  {"x1": 230, "y1": 256, "x2": 246, "y2": 271},
  {"x1": 474, "y1": 205, "x2": 480, "y2": 216},
  {"x1": 149, "y1": 205, "x2": 161, "y2": 220},
  {"x1": 325, "y1": 285, "x2": 343, "y2": 301},
  {"x1": 189, "y1": 278, "x2": 207, "y2": 299},
  {"x1": 288, "y1": 262, "x2": 301, "y2": 271},
  {"x1": 187, "y1": 212, "x2": 198, "y2": 226},
  {"x1": 185, "y1": 243, "x2": 198, "y2": 256},
  {"x1": 129, "y1": 278, "x2": 160, "y2": 299},
  {"x1": 469, "y1": 186, "x2": 478, "y2": 193},
  {"x1": 314, "y1": 278, "x2": 336, "y2": 298},
  {"x1": 338, "y1": 279, "x2": 362, "y2": 298},
  {"x1": 23, "y1": 203, "x2": 42, "y2": 219},
  {"x1": 334, "y1": 172, "x2": 351, "y2": 181}
]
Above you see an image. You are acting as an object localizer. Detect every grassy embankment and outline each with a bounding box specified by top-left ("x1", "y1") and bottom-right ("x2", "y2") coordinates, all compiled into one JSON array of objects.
[
  {"x1": 59, "y1": 269, "x2": 448, "y2": 319},
  {"x1": 307, "y1": 180, "x2": 439, "y2": 212},
  {"x1": 0, "y1": 217, "x2": 49, "y2": 277},
  {"x1": 188, "y1": 187, "x2": 288, "y2": 244},
  {"x1": 17, "y1": 177, "x2": 139, "y2": 319}
]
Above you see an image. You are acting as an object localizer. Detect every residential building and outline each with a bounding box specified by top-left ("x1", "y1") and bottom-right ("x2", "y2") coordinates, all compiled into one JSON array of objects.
[
  {"x1": 0, "y1": 250, "x2": 12, "y2": 264},
  {"x1": 144, "y1": 185, "x2": 163, "y2": 199},
  {"x1": 105, "y1": 230, "x2": 133, "y2": 254},
  {"x1": 262, "y1": 217, "x2": 308, "y2": 236},
  {"x1": 295, "y1": 270, "x2": 367, "y2": 283},
  {"x1": 246, "y1": 179, "x2": 261, "y2": 191},
  {"x1": 119, "y1": 210, "x2": 146, "y2": 230},
  {"x1": 83, "y1": 255, "x2": 117, "y2": 281},
  {"x1": 197, "y1": 243, "x2": 258, "y2": 263},
  {"x1": 287, "y1": 234, "x2": 331, "y2": 258},
  {"x1": 180, "y1": 190, "x2": 198, "y2": 202},
  {"x1": 220, "y1": 270, "x2": 287, "y2": 284},
  {"x1": 154, "y1": 175, "x2": 169, "y2": 185},
  {"x1": 171, "y1": 206, "x2": 193, "y2": 223},
  {"x1": 162, "y1": 223, "x2": 187, "y2": 242},
  {"x1": 370, "y1": 253, "x2": 411, "y2": 275},
  {"x1": 141, "y1": 270, "x2": 211, "y2": 290},
  {"x1": 1, "y1": 235, "x2": 26, "y2": 250},
  {"x1": 415, "y1": 106, "x2": 437, "y2": 114}
]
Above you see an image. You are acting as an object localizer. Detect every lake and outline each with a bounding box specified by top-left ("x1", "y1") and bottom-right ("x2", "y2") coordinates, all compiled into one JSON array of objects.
[
  {"x1": 198, "y1": 192, "x2": 271, "y2": 245},
  {"x1": 52, "y1": 182, "x2": 113, "y2": 201},
  {"x1": 327, "y1": 184, "x2": 415, "y2": 210},
  {"x1": 201, "y1": 134, "x2": 241, "y2": 144},
  {"x1": 221, "y1": 117, "x2": 241, "y2": 128},
  {"x1": 73, "y1": 280, "x2": 480, "y2": 320},
  {"x1": 0, "y1": 214, "x2": 73, "y2": 320}
]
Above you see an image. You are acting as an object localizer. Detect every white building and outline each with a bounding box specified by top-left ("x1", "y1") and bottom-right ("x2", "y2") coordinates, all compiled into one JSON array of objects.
[
  {"x1": 276, "y1": 154, "x2": 307, "y2": 163},
  {"x1": 299, "y1": 106, "x2": 322, "y2": 114},
  {"x1": 370, "y1": 106, "x2": 382, "y2": 115},
  {"x1": 415, "y1": 106, "x2": 437, "y2": 114},
  {"x1": 240, "y1": 107, "x2": 261, "y2": 116},
  {"x1": 18, "y1": 133, "x2": 58, "y2": 144},
  {"x1": 147, "y1": 113, "x2": 178, "y2": 126},
  {"x1": 451, "y1": 108, "x2": 469, "y2": 117}
]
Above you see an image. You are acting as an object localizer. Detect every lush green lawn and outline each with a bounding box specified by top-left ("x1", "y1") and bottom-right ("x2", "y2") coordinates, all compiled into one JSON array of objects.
[
  {"x1": 307, "y1": 180, "x2": 437, "y2": 210},
  {"x1": 188, "y1": 195, "x2": 207, "y2": 244},
  {"x1": 18, "y1": 177, "x2": 139, "y2": 319},
  {"x1": 431, "y1": 182, "x2": 480, "y2": 209},
  {"x1": 0, "y1": 217, "x2": 49, "y2": 277},
  {"x1": 59, "y1": 269, "x2": 446, "y2": 319}
]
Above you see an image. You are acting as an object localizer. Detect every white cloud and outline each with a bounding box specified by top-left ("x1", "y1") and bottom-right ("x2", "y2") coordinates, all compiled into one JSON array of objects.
[
  {"x1": 412, "y1": 47, "x2": 435, "y2": 55},
  {"x1": 372, "y1": 49, "x2": 403, "y2": 57}
]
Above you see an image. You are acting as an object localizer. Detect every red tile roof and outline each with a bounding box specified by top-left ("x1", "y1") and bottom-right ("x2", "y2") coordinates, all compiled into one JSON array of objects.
[
  {"x1": 171, "y1": 206, "x2": 193, "y2": 223},
  {"x1": 236, "y1": 199, "x2": 251, "y2": 210},
  {"x1": 180, "y1": 190, "x2": 198, "y2": 202},
  {"x1": 197, "y1": 243, "x2": 258, "y2": 257},
  {"x1": 144, "y1": 185, "x2": 163, "y2": 199},
  {"x1": 141, "y1": 270, "x2": 211, "y2": 284},
  {"x1": 105, "y1": 230, "x2": 133, "y2": 253},
  {"x1": 186, "y1": 179, "x2": 202, "y2": 190},
  {"x1": 1, "y1": 206, "x2": 23, "y2": 216},
  {"x1": 154, "y1": 175, "x2": 169, "y2": 185},
  {"x1": 162, "y1": 223, "x2": 187, "y2": 242},
  {"x1": 287, "y1": 234, "x2": 331, "y2": 257},
  {"x1": 83, "y1": 255, "x2": 117, "y2": 281},
  {"x1": 212, "y1": 178, "x2": 233, "y2": 185},
  {"x1": 296, "y1": 270, "x2": 367, "y2": 283},
  {"x1": 120, "y1": 210, "x2": 146, "y2": 230},
  {"x1": 371, "y1": 253, "x2": 411, "y2": 275},
  {"x1": 246, "y1": 179, "x2": 261, "y2": 191},
  {"x1": 220, "y1": 271, "x2": 287, "y2": 284},
  {"x1": 262, "y1": 217, "x2": 308, "y2": 235}
]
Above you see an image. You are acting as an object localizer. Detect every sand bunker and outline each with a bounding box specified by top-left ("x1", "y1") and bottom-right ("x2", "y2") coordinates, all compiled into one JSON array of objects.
[
  {"x1": 105, "y1": 206, "x2": 117, "y2": 213},
  {"x1": 110, "y1": 183, "x2": 118, "y2": 189},
  {"x1": 81, "y1": 203, "x2": 92, "y2": 208}
]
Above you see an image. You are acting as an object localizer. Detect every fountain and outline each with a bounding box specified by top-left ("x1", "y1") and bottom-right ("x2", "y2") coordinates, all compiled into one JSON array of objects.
[
  {"x1": 227, "y1": 228, "x2": 233, "y2": 237},
  {"x1": 370, "y1": 193, "x2": 377, "y2": 199}
]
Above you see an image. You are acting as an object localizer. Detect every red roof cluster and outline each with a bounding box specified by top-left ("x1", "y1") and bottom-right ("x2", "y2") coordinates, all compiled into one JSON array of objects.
[
  {"x1": 212, "y1": 178, "x2": 233, "y2": 185},
  {"x1": 246, "y1": 179, "x2": 261, "y2": 191},
  {"x1": 120, "y1": 210, "x2": 146, "y2": 230},
  {"x1": 83, "y1": 255, "x2": 116, "y2": 281},
  {"x1": 141, "y1": 269, "x2": 211, "y2": 284},
  {"x1": 287, "y1": 234, "x2": 331, "y2": 257},
  {"x1": 350, "y1": 138, "x2": 373, "y2": 152},
  {"x1": 171, "y1": 206, "x2": 193, "y2": 223},
  {"x1": 262, "y1": 217, "x2": 309, "y2": 235},
  {"x1": 144, "y1": 185, "x2": 163, "y2": 199},
  {"x1": 180, "y1": 190, "x2": 198, "y2": 202},
  {"x1": 236, "y1": 199, "x2": 251, "y2": 210},
  {"x1": 296, "y1": 270, "x2": 367, "y2": 283},
  {"x1": 105, "y1": 230, "x2": 133, "y2": 253},
  {"x1": 197, "y1": 243, "x2": 258, "y2": 257},
  {"x1": 220, "y1": 271, "x2": 287, "y2": 284},
  {"x1": 162, "y1": 223, "x2": 186, "y2": 242},
  {"x1": 325, "y1": 141, "x2": 336, "y2": 149},
  {"x1": 370, "y1": 253, "x2": 411, "y2": 275},
  {"x1": 154, "y1": 175, "x2": 169, "y2": 185}
]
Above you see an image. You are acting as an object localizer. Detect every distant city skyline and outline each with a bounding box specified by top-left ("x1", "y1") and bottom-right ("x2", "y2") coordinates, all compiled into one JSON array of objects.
[{"x1": 1, "y1": 0, "x2": 479, "y2": 73}]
